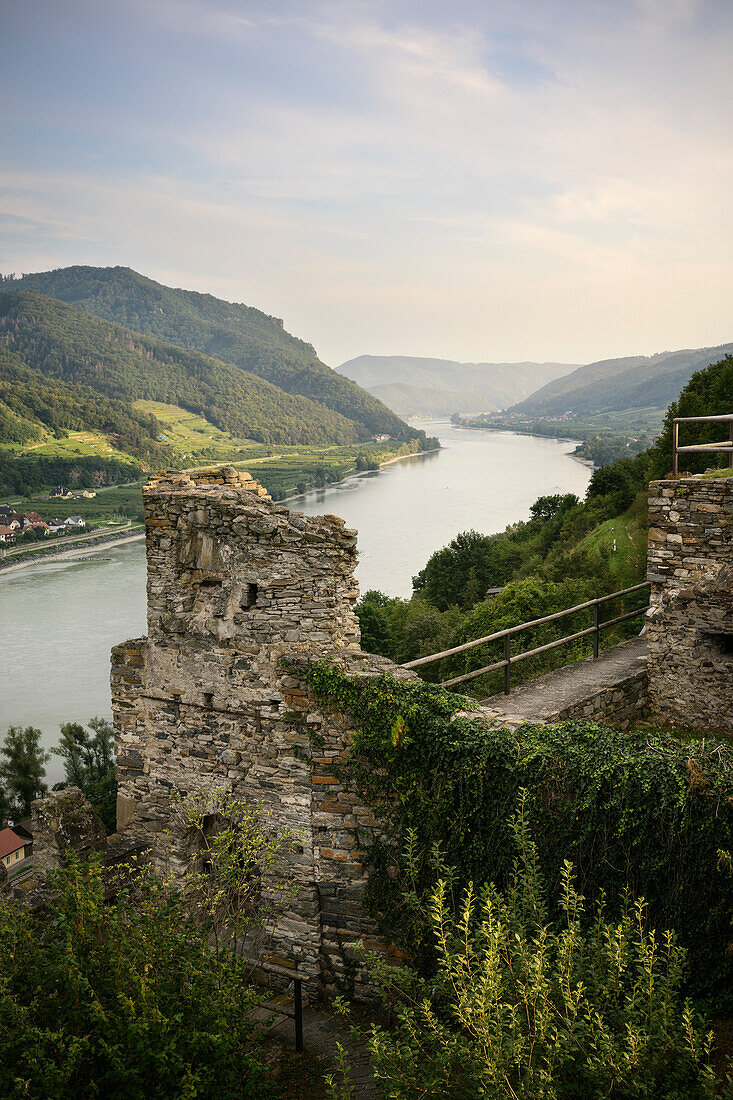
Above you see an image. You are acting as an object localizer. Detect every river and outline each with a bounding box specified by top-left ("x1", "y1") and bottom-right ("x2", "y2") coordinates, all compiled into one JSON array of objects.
[{"x1": 0, "y1": 421, "x2": 590, "y2": 782}]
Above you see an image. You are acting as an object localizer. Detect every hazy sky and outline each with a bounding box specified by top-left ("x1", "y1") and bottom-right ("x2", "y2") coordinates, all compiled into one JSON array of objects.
[{"x1": 1, "y1": 0, "x2": 732, "y2": 367}]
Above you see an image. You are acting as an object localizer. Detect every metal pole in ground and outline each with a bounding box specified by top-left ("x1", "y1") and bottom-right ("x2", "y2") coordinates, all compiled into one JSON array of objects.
[{"x1": 294, "y1": 978, "x2": 303, "y2": 1053}]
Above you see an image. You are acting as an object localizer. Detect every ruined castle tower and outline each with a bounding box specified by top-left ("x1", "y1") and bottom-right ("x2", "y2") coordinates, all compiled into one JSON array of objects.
[{"x1": 111, "y1": 467, "x2": 397, "y2": 992}]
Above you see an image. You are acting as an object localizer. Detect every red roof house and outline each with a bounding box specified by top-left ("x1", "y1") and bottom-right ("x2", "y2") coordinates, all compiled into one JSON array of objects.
[{"x1": 0, "y1": 826, "x2": 31, "y2": 871}]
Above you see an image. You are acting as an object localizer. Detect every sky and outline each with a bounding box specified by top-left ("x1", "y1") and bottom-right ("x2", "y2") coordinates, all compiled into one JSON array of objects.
[{"x1": 1, "y1": 0, "x2": 732, "y2": 367}]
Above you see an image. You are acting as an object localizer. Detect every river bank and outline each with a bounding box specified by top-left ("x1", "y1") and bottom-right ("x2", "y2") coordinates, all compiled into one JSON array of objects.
[
  {"x1": 0, "y1": 526, "x2": 145, "y2": 575},
  {"x1": 280, "y1": 445, "x2": 436, "y2": 504}
]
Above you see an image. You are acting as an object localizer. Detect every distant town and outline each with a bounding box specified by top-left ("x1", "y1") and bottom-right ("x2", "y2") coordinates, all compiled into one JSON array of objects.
[{"x1": 0, "y1": 491, "x2": 90, "y2": 546}]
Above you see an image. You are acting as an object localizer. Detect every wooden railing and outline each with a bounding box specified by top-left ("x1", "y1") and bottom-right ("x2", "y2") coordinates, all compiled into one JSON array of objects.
[
  {"x1": 401, "y1": 582, "x2": 651, "y2": 694},
  {"x1": 672, "y1": 413, "x2": 733, "y2": 477}
]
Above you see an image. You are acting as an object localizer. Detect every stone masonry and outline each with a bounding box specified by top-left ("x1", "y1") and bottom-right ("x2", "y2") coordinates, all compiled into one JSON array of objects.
[
  {"x1": 646, "y1": 476, "x2": 733, "y2": 731},
  {"x1": 110, "y1": 465, "x2": 731, "y2": 998},
  {"x1": 112, "y1": 467, "x2": 413, "y2": 996}
]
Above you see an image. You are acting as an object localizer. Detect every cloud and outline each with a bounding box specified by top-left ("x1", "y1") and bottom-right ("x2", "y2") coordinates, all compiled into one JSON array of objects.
[{"x1": 0, "y1": 0, "x2": 732, "y2": 363}]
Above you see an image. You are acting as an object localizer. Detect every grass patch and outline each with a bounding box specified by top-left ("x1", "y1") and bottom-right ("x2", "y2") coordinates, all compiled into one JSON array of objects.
[{"x1": 576, "y1": 504, "x2": 647, "y2": 590}]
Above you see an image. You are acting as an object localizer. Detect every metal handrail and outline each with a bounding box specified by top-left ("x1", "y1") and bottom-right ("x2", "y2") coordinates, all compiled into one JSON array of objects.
[
  {"x1": 401, "y1": 581, "x2": 650, "y2": 694},
  {"x1": 672, "y1": 413, "x2": 733, "y2": 477}
]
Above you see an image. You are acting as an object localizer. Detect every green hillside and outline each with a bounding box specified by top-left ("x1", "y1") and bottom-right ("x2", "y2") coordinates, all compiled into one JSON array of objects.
[
  {"x1": 0, "y1": 290, "x2": 365, "y2": 447},
  {"x1": 0, "y1": 347, "x2": 166, "y2": 463},
  {"x1": 508, "y1": 343, "x2": 733, "y2": 417},
  {"x1": 1, "y1": 267, "x2": 414, "y2": 441}
]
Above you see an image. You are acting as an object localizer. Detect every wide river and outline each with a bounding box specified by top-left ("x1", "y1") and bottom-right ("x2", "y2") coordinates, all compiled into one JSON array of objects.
[{"x1": 0, "y1": 421, "x2": 590, "y2": 782}]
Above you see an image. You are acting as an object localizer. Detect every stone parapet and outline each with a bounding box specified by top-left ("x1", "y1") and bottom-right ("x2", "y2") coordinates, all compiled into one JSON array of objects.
[
  {"x1": 647, "y1": 476, "x2": 733, "y2": 592},
  {"x1": 480, "y1": 639, "x2": 649, "y2": 732},
  {"x1": 646, "y1": 476, "x2": 733, "y2": 732}
]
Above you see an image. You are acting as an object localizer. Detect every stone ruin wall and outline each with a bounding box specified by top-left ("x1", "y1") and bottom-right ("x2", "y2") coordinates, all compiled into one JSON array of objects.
[
  {"x1": 646, "y1": 477, "x2": 733, "y2": 732},
  {"x1": 112, "y1": 467, "x2": 413, "y2": 997},
  {"x1": 109, "y1": 466, "x2": 732, "y2": 997}
]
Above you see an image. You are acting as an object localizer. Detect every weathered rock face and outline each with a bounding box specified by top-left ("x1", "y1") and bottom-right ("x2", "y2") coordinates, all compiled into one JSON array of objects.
[
  {"x1": 647, "y1": 477, "x2": 733, "y2": 731},
  {"x1": 31, "y1": 787, "x2": 107, "y2": 878},
  {"x1": 112, "y1": 467, "x2": 411, "y2": 995}
]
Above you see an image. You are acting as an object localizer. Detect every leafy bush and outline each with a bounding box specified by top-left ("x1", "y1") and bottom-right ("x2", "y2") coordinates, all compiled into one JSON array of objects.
[
  {"x1": 0, "y1": 857, "x2": 273, "y2": 1099},
  {"x1": 330, "y1": 803, "x2": 727, "y2": 1100},
  {"x1": 300, "y1": 663, "x2": 733, "y2": 997}
]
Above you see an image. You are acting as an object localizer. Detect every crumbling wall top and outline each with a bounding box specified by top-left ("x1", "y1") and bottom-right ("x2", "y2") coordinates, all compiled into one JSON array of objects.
[{"x1": 143, "y1": 466, "x2": 361, "y2": 650}]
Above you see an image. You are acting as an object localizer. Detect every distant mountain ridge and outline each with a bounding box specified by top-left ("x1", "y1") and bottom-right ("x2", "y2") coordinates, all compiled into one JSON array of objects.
[
  {"x1": 1, "y1": 266, "x2": 415, "y2": 442},
  {"x1": 338, "y1": 355, "x2": 578, "y2": 417},
  {"x1": 507, "y1": 344, "x2": 733, "y2": 417}
]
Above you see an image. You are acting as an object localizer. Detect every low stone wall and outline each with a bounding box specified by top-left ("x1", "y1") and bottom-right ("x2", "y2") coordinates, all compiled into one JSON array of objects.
[
  {"x1": 480, "y1": 640, "x2": 649, "y2": 732},
  {"x1": 549, "y1": 666, "x2": 648, "y2": 728}
]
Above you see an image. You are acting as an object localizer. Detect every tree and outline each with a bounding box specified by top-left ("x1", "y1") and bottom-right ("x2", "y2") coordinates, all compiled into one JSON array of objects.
[
  {"x1": 55, "y1": 716, "x2": 114, "y2": 787},
  {"x1": 0, "y1": 725, "x2": 49, "y2": 818},
  {"x1": 54, "y1": 717, "x2": 116, "y2": 832},
  {"x1": 0, "y1": 856, "x2": 273, "y2": 1098},
  {"x1": 0, "y1": 782, "x2": 11, "y2": 828}
]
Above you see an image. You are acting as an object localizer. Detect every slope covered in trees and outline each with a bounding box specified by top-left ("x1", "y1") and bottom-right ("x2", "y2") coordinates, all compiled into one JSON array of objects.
[
  {"x1": 1, "y1": 267, "x2": 415, "y2": 441},
  {"x1": 0, "y1": 346, "x2": 166, "y2": 465},
  {"x1": 507, "y1": 343, "x2": 733, "y2": 417},
  {"x1": 0, "y1": 290, "x2": 367, "y2": 447}
]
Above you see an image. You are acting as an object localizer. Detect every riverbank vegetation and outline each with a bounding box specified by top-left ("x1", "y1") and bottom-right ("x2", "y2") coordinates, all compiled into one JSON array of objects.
[
  {"x1": 357, "y1": 356, "x2": 733, "y2": 695},
  {"x1": 453, "y1": 406, "x2": 664, "y2": 470},
  {"x1": 0, "y1": 718, "x2": 116, "y2": 832}
]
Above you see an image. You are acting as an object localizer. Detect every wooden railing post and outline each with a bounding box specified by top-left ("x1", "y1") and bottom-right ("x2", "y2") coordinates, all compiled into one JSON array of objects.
[
  {"x1": 673, "y1": 420, "x2": 679, "y2": 477},
  {"x1": 504, "y1": 634, "x2": 511, "y2": 695}
]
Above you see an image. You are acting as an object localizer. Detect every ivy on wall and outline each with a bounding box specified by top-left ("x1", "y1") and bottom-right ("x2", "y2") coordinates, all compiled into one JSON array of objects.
[{"x1": 300, "y1": 661, "x2": 733, "y2": 998}]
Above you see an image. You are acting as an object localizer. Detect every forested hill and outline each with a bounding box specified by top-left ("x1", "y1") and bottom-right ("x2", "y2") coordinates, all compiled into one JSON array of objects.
[
  {"x1": 508, "y1": 343, "x2": 733, "y2": 417},
  {"x1": 0, "y1": 290, "x2": 365, "y2": 446},
  {"x1": 0, "y1": 267, "x2": 413, "y2": 441},
  {"x1": 0, "y1": 346, "x2": 167, "y2": 466}
]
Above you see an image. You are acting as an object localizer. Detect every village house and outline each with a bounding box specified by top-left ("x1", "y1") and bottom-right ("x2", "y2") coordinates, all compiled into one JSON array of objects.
[
  {"x1": 23, "y1": 520, "x2": 50, "y2": 537},
  {"x1": 0, "y1": 524, "x2": 16, "y2": 544},
  {"x1": 0, "y1": 826, "x2": 33, "y2": 874},
  {"x1": 22, "y1": 512, "x2": 46, "y2": 526},
  {"x1": 64, "y1": 515, "x2": 86, "y2": 530}
]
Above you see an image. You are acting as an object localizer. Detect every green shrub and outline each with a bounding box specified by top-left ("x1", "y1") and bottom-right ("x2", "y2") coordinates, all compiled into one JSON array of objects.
[
  {"x1": 300, "y1": 663, "x2": 733, "y2": 997},
  {"x1": 0, "y1": 857, "x2": 273, "y2": 1099},
  {"x1": 330, "y1": 802, "x2": 728, "y2": 1100}
]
